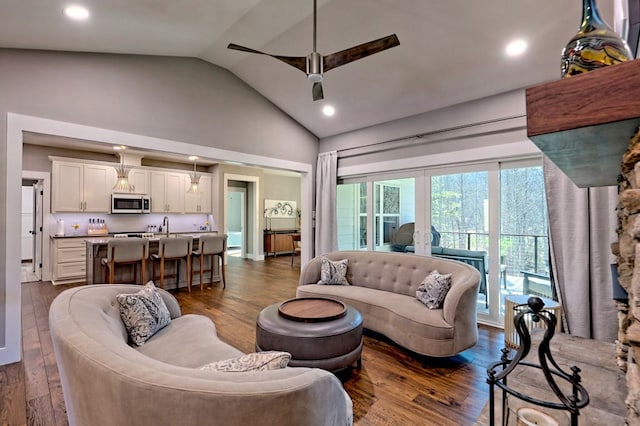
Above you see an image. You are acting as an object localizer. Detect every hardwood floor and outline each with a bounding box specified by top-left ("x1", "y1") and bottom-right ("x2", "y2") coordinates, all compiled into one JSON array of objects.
[{"x1": 3, "y1": 255, "x2": 504, "y2": 426}]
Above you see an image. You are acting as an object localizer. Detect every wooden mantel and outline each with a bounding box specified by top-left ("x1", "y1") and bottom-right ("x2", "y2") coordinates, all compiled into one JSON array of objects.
[{"x1": 526, "y1": 59, "x2": 640, "y2": 188}]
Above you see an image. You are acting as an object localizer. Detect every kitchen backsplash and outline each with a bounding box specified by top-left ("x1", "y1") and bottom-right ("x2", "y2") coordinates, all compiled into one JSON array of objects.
[{"x1": 51, "y1": 213, "x2": 213, "y2": 236}]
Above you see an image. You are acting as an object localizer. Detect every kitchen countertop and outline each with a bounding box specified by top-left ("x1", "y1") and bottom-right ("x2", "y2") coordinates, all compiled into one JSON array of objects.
[{"x1": 53, "y1": 231, "x2": 218, "y2": 240}]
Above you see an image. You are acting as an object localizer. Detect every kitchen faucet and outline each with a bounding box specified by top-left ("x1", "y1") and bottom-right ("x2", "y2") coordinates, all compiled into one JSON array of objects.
[{"x1": 163, "y1": 216, "x2": 169, "y2": 237}]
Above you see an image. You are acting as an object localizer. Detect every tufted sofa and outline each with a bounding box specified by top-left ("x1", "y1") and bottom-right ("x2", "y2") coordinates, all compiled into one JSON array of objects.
[
  {"x1": 297, "y1": 251, "x2": 481, "y2": 357},
  {"x1": 49, "y1": 284, "x2": 352, "y2": 426}
]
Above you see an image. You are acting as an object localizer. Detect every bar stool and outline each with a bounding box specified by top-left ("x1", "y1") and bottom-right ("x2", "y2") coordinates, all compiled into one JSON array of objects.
[
  {"x1": 191, "y1": 234, "x2": 227, "y2": 290},
  {"x1": 152, "y1": 237, "x2": 193, "y2": 291},
  {"x1": 101, "y1": 238, "x2": 149, "y2": 284}
]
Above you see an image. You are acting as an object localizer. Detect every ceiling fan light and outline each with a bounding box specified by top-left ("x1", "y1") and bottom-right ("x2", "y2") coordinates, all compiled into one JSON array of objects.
[{"x1": 308, "y1": 73, "x2": 322, "y2": 83}]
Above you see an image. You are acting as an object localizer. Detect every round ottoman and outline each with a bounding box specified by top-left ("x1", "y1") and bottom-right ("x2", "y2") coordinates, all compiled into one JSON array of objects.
[{"x1": 255, "y1": 298, "x2": 363, "y2": 372}]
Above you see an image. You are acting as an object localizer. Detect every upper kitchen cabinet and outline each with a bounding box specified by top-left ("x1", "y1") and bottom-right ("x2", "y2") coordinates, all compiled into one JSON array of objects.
[
  {"x1": 185, "y1": 175, "x2": 212, "y2": 213},
  {"x1": 150, "y1": 171, "x2": 185, "y2": 213},
  {"x1": 129, "y1": 169, "x2": 150, "y2": 195},
  {"x1": 52, "y1": 161, "x2": 115, "y2": 213}
]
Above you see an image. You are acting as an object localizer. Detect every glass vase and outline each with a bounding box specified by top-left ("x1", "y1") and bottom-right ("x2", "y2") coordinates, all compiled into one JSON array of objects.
[{"x1": 560, "y1": 0, "x2": 633, "y2": 78}]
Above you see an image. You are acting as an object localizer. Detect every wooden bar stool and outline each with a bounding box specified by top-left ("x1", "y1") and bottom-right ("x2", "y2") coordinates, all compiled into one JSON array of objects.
[
  {"x1": 101, "y1": 238, "x2": 149, "y2": 284},
  {"x1": 192, "y1": 234, "x2": 227, "y2": 290},
  {"x1": 152, "y1": 237, "x2": 193, "y2": 291}
]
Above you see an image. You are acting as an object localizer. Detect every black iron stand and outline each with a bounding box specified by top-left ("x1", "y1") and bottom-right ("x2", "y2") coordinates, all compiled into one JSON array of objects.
[{"x1": 486, "y1": 297, "x2": 589, "y2": 426}]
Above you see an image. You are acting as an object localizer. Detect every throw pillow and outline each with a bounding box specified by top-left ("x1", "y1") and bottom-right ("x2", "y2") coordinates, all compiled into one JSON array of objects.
[
  {"x1": 317, "y1": 256, "x2": 350, "y2": 285},
  {"x1": 117, "y1": 281, "x2": 172, "y2": 346},
  {"x1": 416, "y1": 270, "x2": 452, "y2": 309},
  {"x1": 199, "y1": 351, "x2": 291, "y2": 372}
]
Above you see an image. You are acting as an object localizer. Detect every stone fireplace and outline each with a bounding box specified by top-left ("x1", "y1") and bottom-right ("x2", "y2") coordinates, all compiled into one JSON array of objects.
[{"x1": 613, "y1": 128, "x2": 640, "y2": 424}]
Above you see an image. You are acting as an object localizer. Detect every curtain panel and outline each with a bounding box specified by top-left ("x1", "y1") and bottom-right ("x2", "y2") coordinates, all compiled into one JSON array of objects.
[
  {"x1": 315, "y1": 151, "x2": 338, "y2": 255},
  {"x1": 544, "y1": 156, "x2": 618, "y2": 341}
]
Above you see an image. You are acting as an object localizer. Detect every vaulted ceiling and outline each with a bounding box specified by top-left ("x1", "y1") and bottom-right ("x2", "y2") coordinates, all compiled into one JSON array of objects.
[{"x1": 0, "y1": 0, "x2": 622, "y2": 138}]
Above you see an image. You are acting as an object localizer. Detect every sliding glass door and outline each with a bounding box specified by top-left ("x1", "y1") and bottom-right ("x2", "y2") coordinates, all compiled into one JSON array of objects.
[
  {"x1": 337, "y1": 159, "x2": 548, "y2": 326},
  {"x1": 430, "y1": 169, "x2": 492, "y2": 314}
]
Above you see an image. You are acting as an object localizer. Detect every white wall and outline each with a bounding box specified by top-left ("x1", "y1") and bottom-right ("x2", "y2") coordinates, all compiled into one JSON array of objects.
[
  {"x1": 319, "y1": 89, "x2": 540, "y2": 178},
  {"x1": 0, "y1": 49, "x2": 318, "y2": 364}
]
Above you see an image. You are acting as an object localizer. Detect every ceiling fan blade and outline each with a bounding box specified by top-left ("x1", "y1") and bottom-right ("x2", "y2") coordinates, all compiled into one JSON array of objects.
[
  {"x1": 323, "y1": 34, "x2": 400, "y2": 73},
  {"x1": 227, "y1": 43, "x2": 307, "y2": 73},
  {"x1": 312, "y1": 82, "x2": 324, "y2": 101}
]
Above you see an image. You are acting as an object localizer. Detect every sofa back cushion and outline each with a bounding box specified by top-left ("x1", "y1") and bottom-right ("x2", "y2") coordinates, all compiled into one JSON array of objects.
[{"x1": 300, "y1": 251, "x2": 476, "y2": 298}]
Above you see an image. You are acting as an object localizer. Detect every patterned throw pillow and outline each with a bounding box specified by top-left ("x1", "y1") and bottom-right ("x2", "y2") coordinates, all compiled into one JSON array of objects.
[
  {"x1": 199, "y1": 351, "x2": 291, "y2": 372},
  {"x1": 117, "y1": 281, "x2": 172, "y2": 346},
  {"x1": 317, "y1": 256, "x2": 350, "y2": 285},
  {"x1": 416, "y1": 270, "x2": 452, "y2": 309}
]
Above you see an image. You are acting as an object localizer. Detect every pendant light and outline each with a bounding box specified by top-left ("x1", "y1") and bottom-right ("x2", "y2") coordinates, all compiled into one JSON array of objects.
[
  {"x1": 187, "y1": 157, "x2": 200, "y2": 194},
  {"x1": 113, "y1": 153, "x2": 134, "y2": 193}
]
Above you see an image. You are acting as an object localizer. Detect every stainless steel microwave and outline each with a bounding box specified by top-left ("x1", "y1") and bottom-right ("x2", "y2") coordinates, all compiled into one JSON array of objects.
[{"x1": 111, "y1": 194, "x2": 150, "y2": 214}]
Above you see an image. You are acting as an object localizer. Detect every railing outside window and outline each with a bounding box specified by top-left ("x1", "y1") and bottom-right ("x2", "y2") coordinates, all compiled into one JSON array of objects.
[{"x1": 437, "y1": 231, "x2": 549, "y2": 276}]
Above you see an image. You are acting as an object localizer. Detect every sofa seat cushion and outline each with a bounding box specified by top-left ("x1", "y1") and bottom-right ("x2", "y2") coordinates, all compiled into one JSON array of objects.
[
  {"x1": 136, "y1": 314, "x2": 244, "y2": 367},
  {"x1": 297, "y1": 284, "x2": 454, "y2": 341}
]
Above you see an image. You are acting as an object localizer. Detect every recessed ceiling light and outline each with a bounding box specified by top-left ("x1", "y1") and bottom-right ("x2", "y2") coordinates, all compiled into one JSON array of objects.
[
  {"x1": 64, "y1": 5, "x2": 90, "y2": 21},
  {"x1": 322, "y1": 105, "x2": 335, "y2": 117},
  {"x1": 505, "y1": 39, "x2": 527, "y2": 57},
  {"x1": 188, "y1": 156, "x2": 199, "y2": 161}
]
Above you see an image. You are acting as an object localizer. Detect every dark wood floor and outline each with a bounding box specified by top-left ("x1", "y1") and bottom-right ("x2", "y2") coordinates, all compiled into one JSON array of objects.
[{"x1": 3, "y1": 255, "x2": 505, "y2": 426}]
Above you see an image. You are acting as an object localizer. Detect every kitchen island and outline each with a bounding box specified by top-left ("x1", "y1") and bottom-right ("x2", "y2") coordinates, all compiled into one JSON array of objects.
[{"x1": 85, "y1": 232, "x2": 222, "y2": 289}]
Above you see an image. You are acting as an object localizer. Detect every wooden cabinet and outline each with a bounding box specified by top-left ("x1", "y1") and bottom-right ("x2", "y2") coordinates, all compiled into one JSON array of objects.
[
  {"x1": 264, "y1": 230, "x2": 298, "y2": 256},
  {"x1": 52, "y1": 238, "x2": 86, "y2": 284},
  {"x1": 185, "y1": 175, "x2": 212, "y2": 213},
  {"x1": 150, "y1": 171, "x2": 185, "y2": 213},
  {"x1": 52, "y1": 162, "x2": 114, "y2": 212}
]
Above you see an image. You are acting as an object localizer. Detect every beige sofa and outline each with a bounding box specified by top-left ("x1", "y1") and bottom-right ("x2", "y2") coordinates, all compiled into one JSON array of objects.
[
  {"x1": 49, "y1": 285, "x2": 352, "y2": 426},
  {"x1": 297, "y1": 251, "x2": 481, "y2": 357}
]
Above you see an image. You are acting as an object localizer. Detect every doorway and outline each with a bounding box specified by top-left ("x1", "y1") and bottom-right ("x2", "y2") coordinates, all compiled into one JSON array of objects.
[
  {"x1": 226, "y1": 186, "x2": 247, "y2": 257},
  {"x1": 21, "y1": 179, "x2": 43, "y2": 282}
]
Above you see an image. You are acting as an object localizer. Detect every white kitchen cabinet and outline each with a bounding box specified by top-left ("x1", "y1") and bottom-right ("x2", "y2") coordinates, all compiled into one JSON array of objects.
[
  {"x1": 185, "y1": 175, "x2": 212, "y2": 213},
  {"x1": 52, "y1": 238, "x2": 86, "y2": 284},
  {"x1": 52, "y1": 162, "x2": 114, "y2": 213},
  {"x1": 150, "y1": 171, "x2": 185, "y2": 213},
  {"x1": 129, "y1": 169, "x2": 150, "y2": 195}
]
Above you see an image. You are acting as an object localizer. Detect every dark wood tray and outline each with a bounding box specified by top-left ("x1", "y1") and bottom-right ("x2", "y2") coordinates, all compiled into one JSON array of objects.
[{"x1": 278, "y1": 297, "x2": 346, "y2": 322}]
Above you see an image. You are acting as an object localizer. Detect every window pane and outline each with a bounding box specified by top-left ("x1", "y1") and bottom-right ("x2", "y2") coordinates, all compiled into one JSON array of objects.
[
  {"x1": 500, "y1": 166, "x2": 551, "y2": 306},
  {"x1": 431, "y1": 171, "x2": 490, "y2": 313},
  {"x1": 373, "y1": 178, "x2": 414, "y2": 252}
]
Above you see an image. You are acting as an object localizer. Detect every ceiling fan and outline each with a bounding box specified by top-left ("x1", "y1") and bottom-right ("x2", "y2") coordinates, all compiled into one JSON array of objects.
[{"x1": 227, "y1": 0, "x2": 399, "y2": 101}]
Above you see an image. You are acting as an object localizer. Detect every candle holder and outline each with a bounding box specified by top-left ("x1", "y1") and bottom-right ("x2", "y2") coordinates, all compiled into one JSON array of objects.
[{"x1": 487, "y1": 297, "x2": 589, "y2": 426}]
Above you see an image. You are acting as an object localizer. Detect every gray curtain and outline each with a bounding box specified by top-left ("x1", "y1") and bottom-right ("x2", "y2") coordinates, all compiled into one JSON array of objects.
[
  {"x1": 544, "y1": 156, "x2": 618, "y2": 341},
  {"x1": 315, "y1": 151, "x2": 338, "y2": 255}
]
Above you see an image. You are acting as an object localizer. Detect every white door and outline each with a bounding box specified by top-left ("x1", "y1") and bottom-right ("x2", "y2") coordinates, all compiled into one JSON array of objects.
[
  {"x1": 21, "y1": 186, "x2": 33, "y2": 261},
  {"x1": 33, "y1": 181, "x2": 43, "y2": 280},
  {"x1": 227, "y1": 188, "x2": 246, "y2": 257}
]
